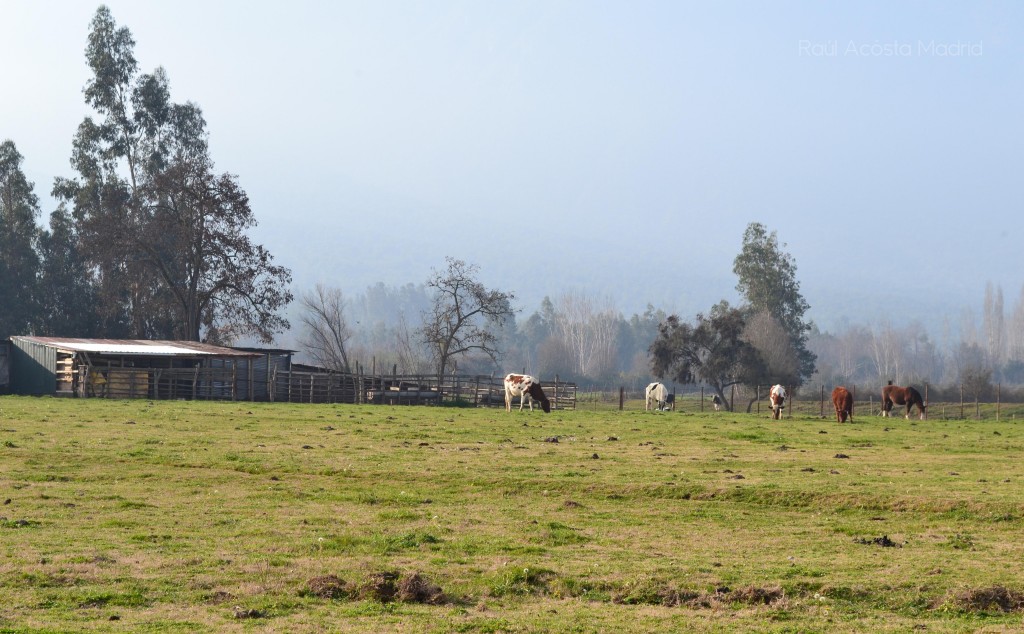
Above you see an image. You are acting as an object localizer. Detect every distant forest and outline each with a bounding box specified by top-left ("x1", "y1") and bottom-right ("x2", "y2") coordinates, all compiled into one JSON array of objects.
[{"x1": 302, "y1": 279, "x2": 1024, "y2": 399}]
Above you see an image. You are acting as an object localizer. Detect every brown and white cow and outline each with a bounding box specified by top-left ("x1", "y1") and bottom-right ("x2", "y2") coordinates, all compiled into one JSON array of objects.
[
  {"x1": 769, "y1": 384, "x2": 786, "y2": 420},
  {"x1": 831, "y1": 386, "x2": 853, "y2": 423},
  {"x1": 504, "y1": 374, "x2": 551, "y2": 413},
  {"x1": 645, "y1": 382, "x2": 668, "y2": 411}
]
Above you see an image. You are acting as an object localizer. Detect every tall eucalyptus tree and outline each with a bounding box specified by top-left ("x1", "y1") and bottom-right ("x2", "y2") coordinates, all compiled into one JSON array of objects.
[
  {"x1": 54, "y1": 6, "x2": 291, "y2": 342},
  {"x1": 0, "y1": 140, "x2": 41, "y2": 338}
]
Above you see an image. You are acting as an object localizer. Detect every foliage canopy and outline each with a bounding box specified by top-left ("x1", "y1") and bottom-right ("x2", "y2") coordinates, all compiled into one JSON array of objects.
[{"x1": 733, "y1": 222, "x2": 816, "y2": 382}]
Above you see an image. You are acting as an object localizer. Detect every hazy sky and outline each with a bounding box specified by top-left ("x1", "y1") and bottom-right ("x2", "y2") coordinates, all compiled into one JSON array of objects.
[{"x1": 3, "y1": 1, "x2": 1022, "y2": 335}]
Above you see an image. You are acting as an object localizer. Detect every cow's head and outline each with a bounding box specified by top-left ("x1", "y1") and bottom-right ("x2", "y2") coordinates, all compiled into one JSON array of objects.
[{"x1": 527, "y1": 382, "x2": 551, "y2": 412}]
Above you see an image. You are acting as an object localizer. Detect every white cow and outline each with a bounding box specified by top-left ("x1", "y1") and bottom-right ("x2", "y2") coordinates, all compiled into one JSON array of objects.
[
  {"x1": 769, "y1": 384, "x2": 787, "y2": 420},
  {"x1": 504, "y1": 374, "x2": 551, "y2": 412},
  {"x1": 645, "y1": 382, "x2": 668, "y2": 411},
  {"x1": 711, "y1": 394, "x2": 723, "y2": 411}
]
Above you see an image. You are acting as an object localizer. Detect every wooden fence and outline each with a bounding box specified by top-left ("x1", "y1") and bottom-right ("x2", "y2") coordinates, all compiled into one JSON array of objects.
[{"x1": 79, "y1": 366, "x2": 577, "y2": 409}]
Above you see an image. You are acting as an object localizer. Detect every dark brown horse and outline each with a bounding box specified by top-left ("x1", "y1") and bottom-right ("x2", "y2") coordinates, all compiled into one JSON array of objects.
[
  {"x1": 831, "y1": 386, "x2": 853, "y2": 423},
  {"x1": 881, "y1": 384, "x2": 926, "y2": 419}
]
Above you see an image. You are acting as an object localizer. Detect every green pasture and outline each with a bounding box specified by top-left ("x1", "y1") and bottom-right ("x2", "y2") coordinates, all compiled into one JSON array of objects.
[{"x1": 1, "y1": 396, "x2": 1023, "y2": 632}]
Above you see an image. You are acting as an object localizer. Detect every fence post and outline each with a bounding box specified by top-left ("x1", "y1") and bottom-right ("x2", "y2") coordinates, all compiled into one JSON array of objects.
[
  {"x1": 554, "y1": 375, "x2": 560, "y2": 411},
  {"x1": 997, "y1": 383, "x2": 1001, "y2": 421},
  {"x1": 730, "y1": 384, "x2": 735, "y2": 412},
  {"x1": 619, "y1": 387, "x2": 624, "y2": 411},
  {"x1": 263, "y1": 353, "x2": 271, "y2": 402},
  {"x1": 700, "y1": 386, "x2": 704, "y2": 412},
  {"x1": 960, "y1": 384, "x2": 964, "y2": 419},
  {"x1": 756, "y1": 385, "x2": 760, "y2": 415},
  {"x1": 820, "y1": 385, "x2": 824, "y2": 418}
]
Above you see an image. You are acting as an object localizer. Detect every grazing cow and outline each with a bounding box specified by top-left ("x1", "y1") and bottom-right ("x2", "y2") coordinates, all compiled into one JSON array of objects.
[
  {"x1": 504, "y1": 374, "x2": 551, "y2": 413},
  {"x1": 881, "y1": 383, "x2": 926, "y2": 419},
  {"x1": 769, "y1": 384, "x2": 786, "y2": 420},
  {"x1": 645, "y1": 382, "x2": 668, "y2": 411},
  {"x1": 711, "y1": 394, "x2": 723, "y2": 411},
  {"x1": 831, "y1": 386, "x2": 853, "y2": 423}
]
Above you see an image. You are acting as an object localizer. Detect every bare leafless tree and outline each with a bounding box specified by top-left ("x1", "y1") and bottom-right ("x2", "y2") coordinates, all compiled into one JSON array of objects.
[
  {"x1": 419, "y1": 257, "x2": 515, "y2": 377},
  {"x1": 551, "y1": 291, "x2": 620, "y2": 379},
  {"x1": 742, "y1": 310, "x2": 799, "y2": 383},
  {"x1": 394, "y1": 313, "x2": 433, "y2": 374},
  {"x1": 983, "y1": 282, "x2": 1006, "y2": 367},
  {"x1": 298, "y1": 284, "x2": 352, "y2": 372},
  {"x1": 870, "y1": 321, "x2": 905, "y2": 383},
  {"x1": 836, "y1": 325, "x2": 870, "y2": 381},
  {"x1": 1010, "y1": 284, "x2": 1024, "y2": 363}
]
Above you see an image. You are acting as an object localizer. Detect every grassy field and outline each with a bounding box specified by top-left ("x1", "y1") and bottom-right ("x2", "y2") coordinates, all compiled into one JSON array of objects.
[{"x1": 1, "y1": 396, "x2": 1023, "y2": 633}]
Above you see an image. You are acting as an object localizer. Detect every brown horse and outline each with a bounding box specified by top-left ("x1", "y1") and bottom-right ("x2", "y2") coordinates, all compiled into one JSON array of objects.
[
  {"x1": 881, "y1": 384, "x2": 926, "y2": 419},
  {"x1": 831, "y1": 386, "x2": 853, "y2": 423}
]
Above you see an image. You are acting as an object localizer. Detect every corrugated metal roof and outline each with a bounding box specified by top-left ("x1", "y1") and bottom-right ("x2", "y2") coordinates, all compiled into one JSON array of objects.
[{"x1": 12, "y1": 337, "x2": 259, "y2": 357}]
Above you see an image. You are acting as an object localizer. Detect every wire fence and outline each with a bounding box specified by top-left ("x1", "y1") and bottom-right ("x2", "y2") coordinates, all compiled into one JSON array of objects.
[
  {"x1": 575, "y1": 383, "x2": 1024, "y2": 421},
  {"x1": 65, "y1": 368, "x2": 1024, "y2": 420}
]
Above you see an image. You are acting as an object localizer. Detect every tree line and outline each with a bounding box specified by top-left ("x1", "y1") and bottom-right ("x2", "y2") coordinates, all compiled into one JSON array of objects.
[
  {"x1": 299, "y1": 223, "x2": 820, "y2": 413},
  {"x1": 300, "y1": 230, "x2": 1024, "y2": 409},
  {"x1": 808, "y1": 280, "x2": 1024, "y2": 402}
]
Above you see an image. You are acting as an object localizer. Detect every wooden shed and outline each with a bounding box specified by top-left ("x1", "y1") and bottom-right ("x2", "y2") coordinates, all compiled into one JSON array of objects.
[{"x1": 8, "y1": 336, "x2": 273, "y2": 399}]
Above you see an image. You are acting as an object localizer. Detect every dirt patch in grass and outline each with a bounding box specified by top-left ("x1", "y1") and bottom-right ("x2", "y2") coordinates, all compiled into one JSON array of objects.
[
  {"x1": 349, "y1": 570, "x2": 447, "y2": 604},
  {"x1": 613, "y1": 581, "x2": 784, "y2": 608},
  {"x1": 397, "y1": 572, "x2": 446, "y2": 604},
  {"x1": 729, "y1": 585, "x2": 785, "y2": 605},
  {"x1": 205, "y1": 590, "x2": 234, "y2": 604},
  {"x1": 941, "y1": 586, "x2": 1024, "y2": 613},
  {"x1": 232, "y1": 607, "x2": 266, "y2": 619},
  {"x1": 357, "y1": 571, "x2": 398, "y2": 602},
  {"x1": 303, "y1": 575, "x2": 352, "y2": 600},
  {"x1": 854, "y1": 535, "x2": 902, "y2": 548}
]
